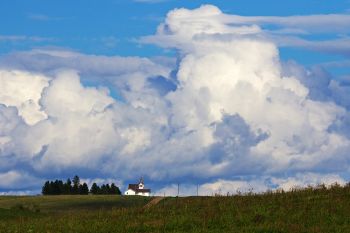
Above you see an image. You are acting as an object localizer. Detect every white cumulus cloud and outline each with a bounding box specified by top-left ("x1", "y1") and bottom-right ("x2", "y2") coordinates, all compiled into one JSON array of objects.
[{"x1": 0, "y1": 5, "x2": 350, "y2": 194}]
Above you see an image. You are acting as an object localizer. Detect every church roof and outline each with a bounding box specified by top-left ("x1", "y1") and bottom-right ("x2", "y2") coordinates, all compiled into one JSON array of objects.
[
  {"x1": 127, "y1": 183, "x2": 151, "y2": 193},
  {"x1": 128, "y1": 184, "x2": 139, "y2": 190}
]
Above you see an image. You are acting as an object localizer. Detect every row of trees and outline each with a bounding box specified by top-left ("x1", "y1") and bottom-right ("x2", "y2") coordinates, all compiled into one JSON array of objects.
[
  {"x1": 90, "y1": 183, "x2": 121, "y2": 195},
  {"x1": 42, "y1": 175, "x2": 121, "y2": 195}
]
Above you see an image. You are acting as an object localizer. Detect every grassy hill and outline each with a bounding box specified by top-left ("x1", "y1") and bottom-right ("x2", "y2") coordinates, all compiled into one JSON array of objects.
[{"x1": 1, "y1": 185, "x2": 350, "y2": 232}]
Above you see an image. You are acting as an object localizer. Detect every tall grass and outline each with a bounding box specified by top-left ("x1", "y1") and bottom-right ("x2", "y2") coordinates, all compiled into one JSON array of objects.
[{"x1": 1, "y1": 184, "x2": 350, "y2": 232}]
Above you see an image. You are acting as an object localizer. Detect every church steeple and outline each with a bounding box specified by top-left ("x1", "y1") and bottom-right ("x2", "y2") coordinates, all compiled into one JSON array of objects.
[{"x1": 138, "y1": 177, "x2": 144, "y2": 189}]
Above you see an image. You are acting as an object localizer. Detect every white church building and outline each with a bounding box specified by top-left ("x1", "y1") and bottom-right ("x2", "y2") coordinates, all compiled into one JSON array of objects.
[{"x1": 124, "y1": 178, "x2": 151, "y2": 196}]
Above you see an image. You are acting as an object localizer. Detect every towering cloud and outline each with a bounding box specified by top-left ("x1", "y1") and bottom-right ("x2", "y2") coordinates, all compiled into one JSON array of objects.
[{"x1": 0, "y1": 5, "x2": 349, "y2": 194}]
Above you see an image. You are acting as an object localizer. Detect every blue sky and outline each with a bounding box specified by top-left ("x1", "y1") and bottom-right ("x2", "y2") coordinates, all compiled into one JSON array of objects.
[
  {"x1": 0, "y1": 1, "x2": 350, "y2": 195},
  {"x1": 0, "y1": 0, "x2": 349, "y2": 80},
  {"x1": 1, "y1": 0, "x2": 349, "y2": 59}
]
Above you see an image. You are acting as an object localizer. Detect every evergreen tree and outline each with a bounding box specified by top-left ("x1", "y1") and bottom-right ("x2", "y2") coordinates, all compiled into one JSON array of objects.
[
  {"x1": 110, "y1": 183, "x2": 121, "y2": 195},
  {"x1": 100, "y1": 184, "x2": 107, "y2": 194},
  {"x1": 63, "y1": 178, "x2": 72, "y2": 194},
  {"x1": 72, "y1": 175, "x2": 80, "y2": 194},
  {"x1": 42, "y1": 181, "x2": 50, "y2": 195},
  {"x1": 52, "y1": 180, "x2": 62, "y2": 195},
  {"x1": 106, "y1": 184, "x2": 111, "y2": 194},
  {"x1": 90, "y1": 183, "x2": 99, "y2": 195},
  {"x1": 58, "y1": 180, "x2": 64, "y2": 194},
  {"x1": 80, "y1": 183, "x2": 89, "y2": 195},
  {"x1": 49, "y1": 181, "x2": 55, "y2": 195},
  {"x1": 110, "y1": 183, "x2": 116, "y2": 194}
]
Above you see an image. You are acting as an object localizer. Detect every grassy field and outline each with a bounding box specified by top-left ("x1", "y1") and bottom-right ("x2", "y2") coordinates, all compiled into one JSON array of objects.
[{"x1": 1, "y1": 185, "x2": 350, "y2": 232}]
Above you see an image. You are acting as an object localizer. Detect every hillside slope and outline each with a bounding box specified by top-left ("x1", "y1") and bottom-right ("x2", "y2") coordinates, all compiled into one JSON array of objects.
[{"x1": 1, "y1": 185, "x2": 350, "y2": 232}]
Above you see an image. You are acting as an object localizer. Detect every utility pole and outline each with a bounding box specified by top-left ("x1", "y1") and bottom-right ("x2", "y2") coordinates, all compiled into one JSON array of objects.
[
  {"x1": 177, "y1": 183, "x2": 180, "y2": 197},
  {"x1": 197, "y1": 184, "x2": 199, "y2": 196}
]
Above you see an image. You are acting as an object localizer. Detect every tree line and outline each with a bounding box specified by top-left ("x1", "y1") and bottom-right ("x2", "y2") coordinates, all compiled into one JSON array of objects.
[{"x1": 42, "y1": 175, "x2": 121, "y2": 195}]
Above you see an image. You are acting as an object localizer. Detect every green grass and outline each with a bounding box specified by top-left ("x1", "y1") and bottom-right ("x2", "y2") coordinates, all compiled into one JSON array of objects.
[
  {"x1": 0, "y1": 195, "x2": 149, "y2": 213},
  {"x1": 1, "y1": 185, "x2": 350, "y2": 232}
]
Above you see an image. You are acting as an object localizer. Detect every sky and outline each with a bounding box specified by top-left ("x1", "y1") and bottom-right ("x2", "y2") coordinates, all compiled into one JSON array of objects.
[{"x1": 0, "y1": 0, "x2": 350, "y2": 195}]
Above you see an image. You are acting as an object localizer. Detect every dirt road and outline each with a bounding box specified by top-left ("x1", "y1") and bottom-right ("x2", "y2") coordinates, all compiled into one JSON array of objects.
[{"x1": 143, "y1": 196, "x2": 165, "y2": 210}]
